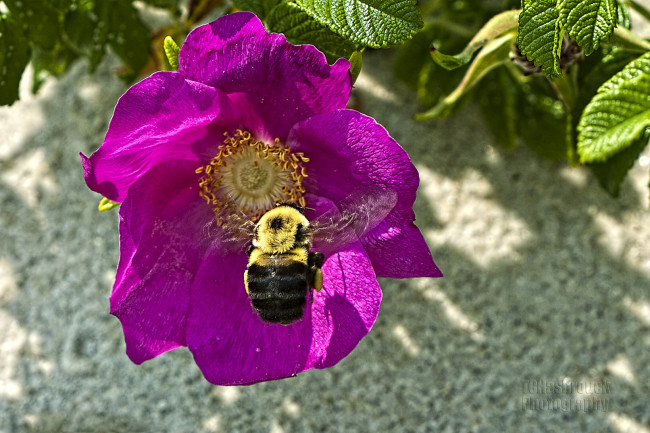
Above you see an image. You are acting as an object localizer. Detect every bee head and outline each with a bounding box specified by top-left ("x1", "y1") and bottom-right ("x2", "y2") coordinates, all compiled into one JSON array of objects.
[{"x1": 254, "y1": 204, "x2": 312, "y2": 253}]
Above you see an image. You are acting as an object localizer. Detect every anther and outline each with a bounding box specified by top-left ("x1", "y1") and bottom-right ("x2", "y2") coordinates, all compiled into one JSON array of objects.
[{"x1": 196, "y1": 130, "x2": 309, "y2": 224}]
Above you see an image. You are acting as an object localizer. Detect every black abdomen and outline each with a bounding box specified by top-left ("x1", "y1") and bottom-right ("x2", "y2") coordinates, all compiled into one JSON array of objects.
[{"x1": 246, "y1": 258, "x2": 308, "y2": 325}]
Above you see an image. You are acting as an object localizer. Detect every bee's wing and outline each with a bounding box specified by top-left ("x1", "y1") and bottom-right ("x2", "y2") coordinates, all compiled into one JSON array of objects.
[
  {"x1": 213, "y1": 211, "x2": 256, "y2": 252},
  {"x1": 310, "y1": 187, "x2": 397, "y2": 253},
  {"x1": 196, "y1": 210, "x2": 255, "y2": 253}
]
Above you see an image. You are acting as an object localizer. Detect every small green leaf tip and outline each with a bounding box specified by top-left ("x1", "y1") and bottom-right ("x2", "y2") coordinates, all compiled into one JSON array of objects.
[
  {"x1": 430, "y1": 10, "x2": 519, "y2": 71},
  {"x1": 164, "y1": 36, "x2": 180, "y2": 71},
  {"x1": 98, "y1": 197, "x2": 120, "y2": 212},
  {"x1": 417, "y1": 33, "x2": 516, "y2": 120},
  {"x1": 349, "y1": 50, "x2": 363, "y2": 83}
]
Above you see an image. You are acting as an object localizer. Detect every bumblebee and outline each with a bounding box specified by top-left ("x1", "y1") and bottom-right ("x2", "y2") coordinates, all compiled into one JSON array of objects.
[
  {"x1": 244, "y1": 203, "x2": 324, "y2": 325},
  {"x1": 220, "y1": 187, "x2": 398, "y2": 325}
]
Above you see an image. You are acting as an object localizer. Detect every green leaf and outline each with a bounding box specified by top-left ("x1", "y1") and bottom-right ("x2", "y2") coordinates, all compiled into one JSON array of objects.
[
  {"x1": 31, "y1": 44, "x2": 79, "y2": 93},
  {"x1": 517, "y1": 0, "x2": 564, "y2": 80},
  {"x1": 393, "y1": 22, "x2": 467, "y2": 91},
  {"x1": 577, "y1": 52, "x2": 650, "y2": 163},
  {"x1": 4, "y1": 0, "x2": 62, "y2": 51},
  {"x1": 588, "y1": 133, "x2": 648, "y2": 196},
  {"x1": 0, "y1": 14, "x2": 32, "y2": 106},
  {"x1": 431, "y1": 10, "x2": 519, "y2": 70},
  {"x1": 164, "y1": 36, "x2": 180, "y2": 71},
  {"x1": 616, "y1": 0, "x2": 631, "y2": 30},
  {"x1": 103, "y1": 0, "x2": 151, "y2": 80},
  {"x1": 294, "y1": 0, "x2": 423, "y2": 48},
  {"x1": 575, "y1": 46, "x2": 639, "y2": 118},
  {"x1": 567, "y1": 47, "x2": 638, "y2": 164},
  {"x1": 417, "y1": 32, "x2": 516, "y2": 119},
  {"x1": 64, "y1": 6, "x2": 105, "y2": 72},
  {"x1": 558, "y1": 0, "x2": 617, "y2": 56},
  {"x1": 233, "y1": 0, "x2": 281, "y2": 19},
  {"x1": 64, "y1": 0, "x2": 150, "y2": 78},
  {"x1": 267, "y1": 1, "x2": 358, "y2": 61}
]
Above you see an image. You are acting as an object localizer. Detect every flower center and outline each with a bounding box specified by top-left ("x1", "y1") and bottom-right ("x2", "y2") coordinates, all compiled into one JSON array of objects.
[{"x1": 196, "y1": 129, "x2": 309, "y2": 224}]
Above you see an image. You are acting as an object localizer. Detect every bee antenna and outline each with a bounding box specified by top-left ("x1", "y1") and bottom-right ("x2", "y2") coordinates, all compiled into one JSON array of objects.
[{"x1": 303, "y1": 206, "x2": 315, "y2": 212}]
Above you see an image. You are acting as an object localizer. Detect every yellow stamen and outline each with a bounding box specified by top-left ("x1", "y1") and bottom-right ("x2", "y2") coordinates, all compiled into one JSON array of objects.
[{"x1": 197, "y1": 130, "x2": 309, "y2": 225}]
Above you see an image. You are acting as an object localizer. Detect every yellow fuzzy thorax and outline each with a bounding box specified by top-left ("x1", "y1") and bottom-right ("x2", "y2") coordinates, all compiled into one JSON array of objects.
[
  {"x1": 253, "y1": 206, "x2": 310, "y2": 254},
  {"x1": 248, "y1": 247, "x2": 308, "y2": 265}
]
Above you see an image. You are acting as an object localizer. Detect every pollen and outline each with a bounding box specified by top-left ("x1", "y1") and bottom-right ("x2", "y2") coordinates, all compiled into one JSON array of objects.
[{"x1": 197, "y1": 130, "x2": 309, "y2": 224}]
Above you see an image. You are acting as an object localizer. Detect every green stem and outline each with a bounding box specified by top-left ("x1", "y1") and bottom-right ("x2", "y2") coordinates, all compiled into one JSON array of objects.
[
  {"x1": 609, "y1": 27, "x2": 650, "y2": 52},
  {"x1": 550, "y1": 73, "x2": 575, "y2": 113},
  {"x1": 551, "y1": 69, "x2": 581, "y2": 165},
  {"x1": 565, "y1": 111, "x2": 579, "y2": 166}
]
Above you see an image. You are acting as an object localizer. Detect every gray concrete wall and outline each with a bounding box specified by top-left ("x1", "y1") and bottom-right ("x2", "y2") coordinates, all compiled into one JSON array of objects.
[{"x1": 1, "y1": 38, "x2": 649, "y2": 433}]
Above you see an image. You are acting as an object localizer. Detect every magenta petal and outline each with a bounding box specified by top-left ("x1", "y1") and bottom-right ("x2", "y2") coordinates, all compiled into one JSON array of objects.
[
  {"x1": 288, "y1": 109, "x2": 418, "y2": 218},
  {"x1": 82, "y1": 71, "x2": 240, "y2": 202},
  {"x1": 363, "y1": 221, "x2": 442, "y2": 277},
  {"x1": 111, "y1": 160, "x2": 214, "y2": 364},
  {"x1": 186, "y1": 252, "x2": 304, "y2": 385},
  {"x1": 186, "y1": 227, "x2": 381, "y2": 385},
  {"x1": 288, "y1": 109, "x2": 440, "y2": 277},
  {"x1": 309, "y1": 242, "x2": 382, "y2": 369},
  {"x1": 178, "y1": 12, "x2": 351, "y2": 141}
]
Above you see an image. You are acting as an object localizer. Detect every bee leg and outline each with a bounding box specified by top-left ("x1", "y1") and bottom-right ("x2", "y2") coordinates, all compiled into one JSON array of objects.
[
  {"x1": 308, "y1": 252, "x2": 324, "y2": 292},
  {"x1": 309, "y1": 252, "x2": 324, "y2": 267},
  {"x1": 312, "y1": 269, "x2": 323, "y2": 292},
  {"x1": 244, "y1": 269, "x2": 249, "y2": 295}
]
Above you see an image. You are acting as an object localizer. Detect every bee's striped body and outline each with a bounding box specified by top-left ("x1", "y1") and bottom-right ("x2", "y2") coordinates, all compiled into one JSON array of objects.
[{"x1": 244, "y1": 204, "x2": 323, "y2": 325}]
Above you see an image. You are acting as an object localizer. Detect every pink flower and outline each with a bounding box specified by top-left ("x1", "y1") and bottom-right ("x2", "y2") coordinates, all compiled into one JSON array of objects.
[{"x1": 82, "y1": 12, "x2": 441, "y2": 385}]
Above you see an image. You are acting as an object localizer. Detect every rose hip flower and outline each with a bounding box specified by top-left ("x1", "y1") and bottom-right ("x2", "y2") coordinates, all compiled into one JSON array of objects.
[{"x1": 81, "y1": 12, "x2": 441, "y2": 385}]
